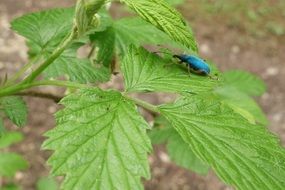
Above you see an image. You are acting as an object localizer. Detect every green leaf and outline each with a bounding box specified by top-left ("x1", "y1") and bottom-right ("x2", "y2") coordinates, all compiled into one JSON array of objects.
[
  {"x1": 43, "y1": 88, "x2": 151, "y2": 190},
  {"x1": 149, "y1": 117, "x2": 209, "y2": 175},
  {"x1": 159, "y1": 95, "x2": 285, "y2": 190},
  {"x1": 0, "y1": 132, "x2": 23, "y2": 149},
  {"x1": 148, "y1": 120, "x2": 173, "y2": 145},
  {"x1": 90, "y1": 27, "x2": 115, "y2": 67},
  {"x1": 11, "y1": 8, "x2": 74, "y2": 48},
  {"x1": 0, "y1": 96, "x2": 27, "y2": 127},
  {"x1": 113, "y1": 17, "x2": 183, "y2": 54},
  {"x1": 36, "y1": 177, "x2": 58, "y2": 190},
  {"x1": 164, "y1": 0, "x2": 185, "y2": 5},
  {"x1": 121, "y1": 46, "x2": 218, "y2": 93},
  {"x1": 215, "y1": 86, "x2": 268, "y2": 125},
  {"x1": 43, "y1": 44, "x2": 111, "y2": 83},
  {"x1": 12, "y1": 8, "x2": 109, "y2": 83},
  {"x1": 0, "y1": 152, "x2": 29, "y2": 177},
  {"x1": 223, "y1": 70, "x2": 266, "y2": 96},
  {"x1": 167, "y1": 130, "x2": 209, "y2": 175},
  {"x1": 120, "y1": 0, "x2": 198, "y2": 52}
]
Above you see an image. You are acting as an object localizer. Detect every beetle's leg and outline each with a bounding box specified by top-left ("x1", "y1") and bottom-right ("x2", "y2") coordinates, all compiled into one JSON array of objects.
[
  {"x1": 208, "y1": 74, "x2": 219, "y2": 80},
  {"x1": 187, "y1": 65, "x2": 191, "y2": 78}
]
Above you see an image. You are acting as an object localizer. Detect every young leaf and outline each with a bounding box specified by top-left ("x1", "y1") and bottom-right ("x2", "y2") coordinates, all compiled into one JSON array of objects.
[
  {"x1": 90, "y1": 27, "x2": 116, "y2": 67},
  {"x1": 223, "y1": 70, "x2": 266, "y2": 96},
  {"x1": 0, "y1": 132, "x2": 23, "y2": 149},
  {"x1": 11, "y1": 8, "x2": 74, "y2": 48},
  {"x1": 0, "y1": 153, "x2": 29, "y2": 177},
  {"x1": 0, "y1": 96, "x2": 28, "y2": 127},
  {"x1": 43, "y1": 88, "x2": 151, "y2": 190},
  {"x1": 119, "y1": 0, "x2": 198, "y2": 52},
  {"x1": 121, "y1": 46, "x2": 218, "y2": 93},
  {"x1": 75, "y1": 0, "x2": 106, "y2": 35},
  {"x1": 159, "y1": 95, "x2": 285, "y2": 190}
]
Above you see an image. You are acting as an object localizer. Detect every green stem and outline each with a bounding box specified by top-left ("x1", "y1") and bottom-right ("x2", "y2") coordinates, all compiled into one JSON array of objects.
[
  {"x1": 6, "y1": 54, "x2": 42, "y2": 85},
  {"x1": 88, "y1": 45, "x2": 96, "y2": 59},
  {"x1": 0, "y1": 80, "x2": 89, "y2": 98},
  {"x1": 124, "y1": 95, "x2": 160, "y2": 114},
  {"x1": 22, "y1": 28, "x2": 77, "y2": 84}
]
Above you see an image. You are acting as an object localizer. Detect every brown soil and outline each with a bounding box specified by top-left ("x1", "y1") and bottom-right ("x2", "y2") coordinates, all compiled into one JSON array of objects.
[{"x1": 0, "y1": 0, "x2": 284, "y2": 190}]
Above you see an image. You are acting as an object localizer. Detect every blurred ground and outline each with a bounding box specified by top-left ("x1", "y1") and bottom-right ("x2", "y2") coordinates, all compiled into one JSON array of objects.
[{"x1": 0, "y1": 0, "x2": 285, "y2": 189}]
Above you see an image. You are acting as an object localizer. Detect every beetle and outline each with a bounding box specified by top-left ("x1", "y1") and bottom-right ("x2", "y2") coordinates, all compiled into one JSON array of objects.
[{"x1": 173, "y1": 54, "x2": 210, "y2": 76}]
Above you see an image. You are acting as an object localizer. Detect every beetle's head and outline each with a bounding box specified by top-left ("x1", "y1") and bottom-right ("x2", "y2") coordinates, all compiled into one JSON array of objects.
[{"x1": 173, "y1": 54, "x2": 188, "y2": 62}]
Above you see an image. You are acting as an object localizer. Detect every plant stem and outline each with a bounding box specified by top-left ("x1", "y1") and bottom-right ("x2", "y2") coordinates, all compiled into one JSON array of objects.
[
  {"x1": 124, "y1": 95, "x2": 160, "y2": 114},
  {"x1": 22, "y1": 28, "x2": 77, "y2": 84},
  {"x1": 15, "y1": 91, "x2": 63, "y2": 103},
  {"x1": 0, "y1": 80, "x2": 89, "y2": 98},
  {"x1": 32, "y1": 80, "x2": 89, "y2": 89},
  {"x1": 88, "y1": 45, "x2": 96, "y2": 59},
  {"x1": 6, "y1": 54, "x2": 42, "y2": 85}
]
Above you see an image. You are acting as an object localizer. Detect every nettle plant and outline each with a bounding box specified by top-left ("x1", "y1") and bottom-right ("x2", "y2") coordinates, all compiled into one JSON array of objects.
[{"x1": 0, "y1": 0, "x2": 285, "y2": 189}]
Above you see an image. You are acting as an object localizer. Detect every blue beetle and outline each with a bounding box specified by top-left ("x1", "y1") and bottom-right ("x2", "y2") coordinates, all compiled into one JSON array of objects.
[{"x1": 173, "y1": 54, "x2": 210, "y2": 76}]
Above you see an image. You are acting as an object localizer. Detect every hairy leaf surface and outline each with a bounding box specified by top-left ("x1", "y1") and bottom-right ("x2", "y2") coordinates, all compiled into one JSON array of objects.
[
  {"x1": 43, "y1": 88, "x2": 151, "y2": 190},
  {"x1": 121, "y1": 46, "x2": 217, "y2": 93},
  {"x1": 120, "y1": 0, "x2": 198, "y2": 52},
  {"x1": 159, "y1": 95, "x2": 285, "y2": 190}
]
